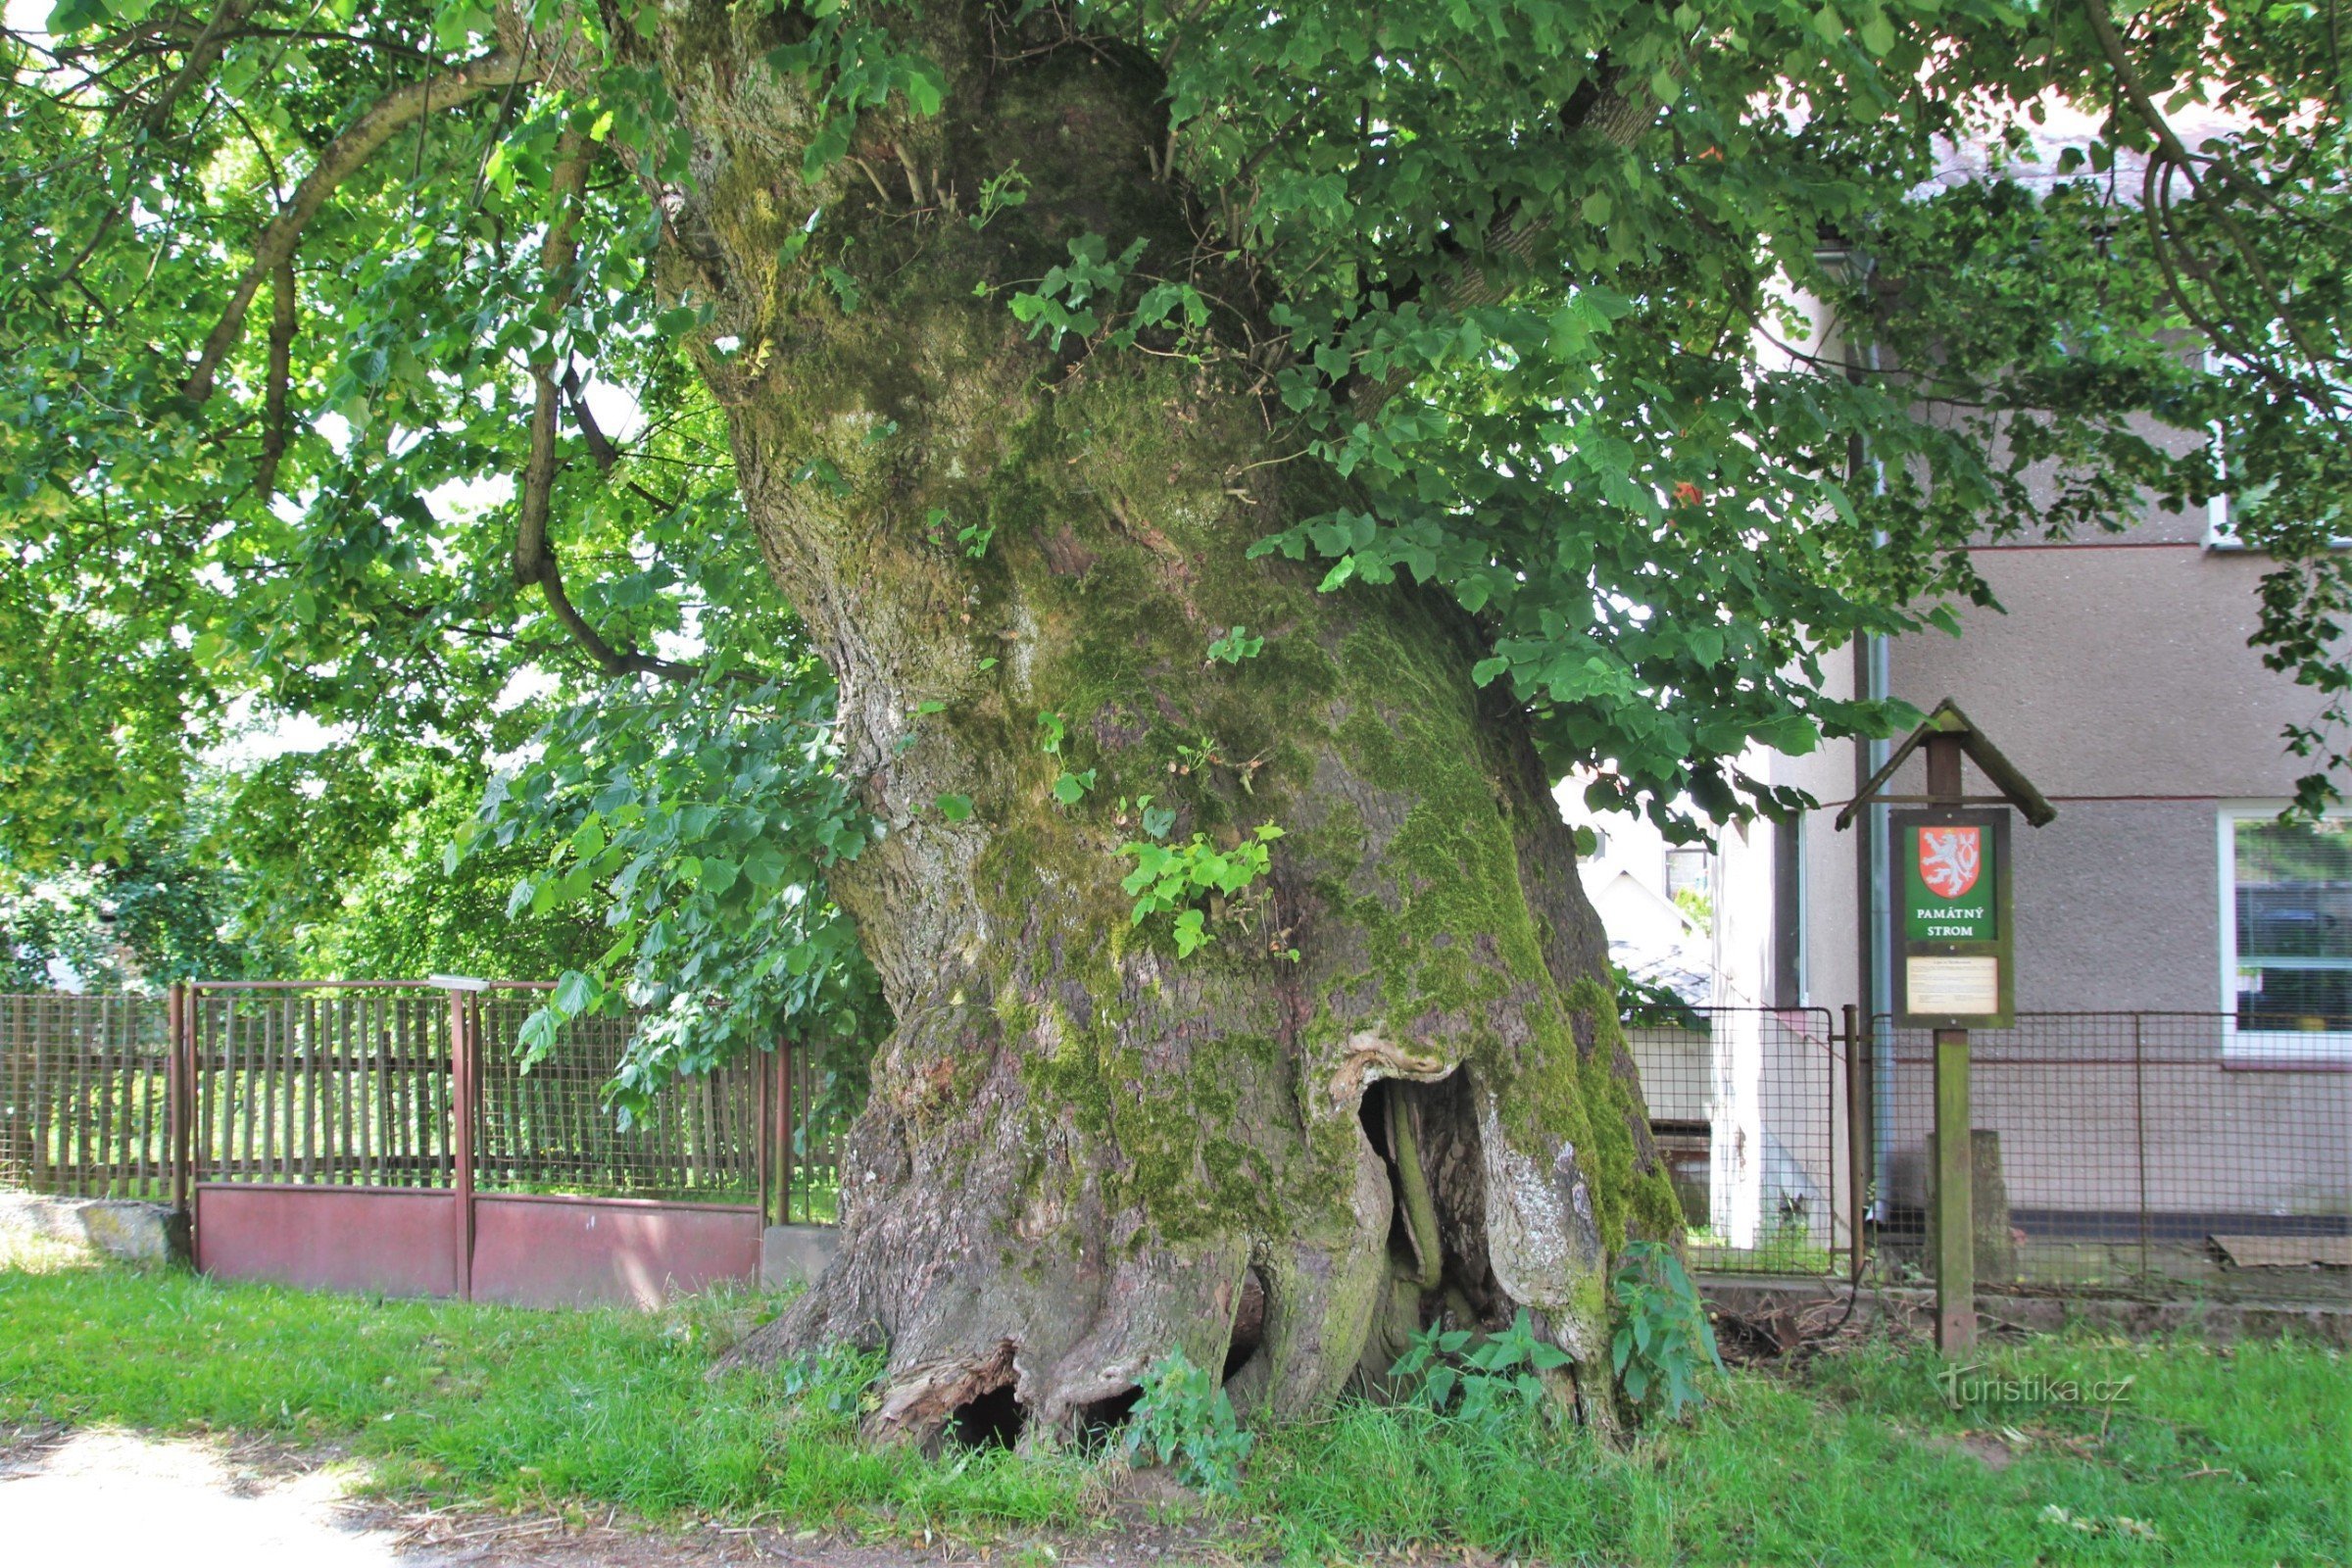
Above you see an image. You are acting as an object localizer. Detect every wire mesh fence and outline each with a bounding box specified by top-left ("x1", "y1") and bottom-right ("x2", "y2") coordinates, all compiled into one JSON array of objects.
[
  {"x1": 187, "y1": 984, "x2": 459, "y2": 1189},
  {"x1": 0, "y1": 991, "x2": 172, "y2": 1198},
  {"x1": 2, "y1": 985, "x2": 839, "y2": 1219},
  {"x1": 1873, "y1": 1013, "x2": 2352, "y2": 1301},
  {"x1": 471, "y1": 995, "x2": 761, "y2": 1203},
  {"x1": 1624, "y1": 1006, "x2": 1851, "y2": 1276}
]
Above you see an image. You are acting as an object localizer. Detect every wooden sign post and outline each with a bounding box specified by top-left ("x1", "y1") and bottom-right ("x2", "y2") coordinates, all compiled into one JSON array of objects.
[{"x1": 1837, "y1": 700, "x2": 2053, "y2": 1354}]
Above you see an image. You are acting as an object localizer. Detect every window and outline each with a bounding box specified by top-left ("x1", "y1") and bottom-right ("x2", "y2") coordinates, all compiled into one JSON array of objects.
[
  {"x1": 2221, "y1": 808, "x2": 2352, "y2": 1058},
  {"x1": 1664, "y1": 847, "x2": 1709, "y2": 903},
  {"x1": 2204, "y1": 463, "x2": 2312, "y2": 550},
  {"x1": 2203, "y1": 349, "x2": 2347, "y2": 550},
  {"x1": 1771, "y1": 815, "x2": 1807, "y2": 1008},
  {"x1": 2204, "y1": 474, "x2": 2273, "y2": 550}
]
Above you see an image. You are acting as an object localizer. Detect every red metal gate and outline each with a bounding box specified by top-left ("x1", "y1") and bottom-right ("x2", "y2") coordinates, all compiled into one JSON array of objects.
[{"x1": 175, "y1": 981, "x2": 781, "y2": 1307}]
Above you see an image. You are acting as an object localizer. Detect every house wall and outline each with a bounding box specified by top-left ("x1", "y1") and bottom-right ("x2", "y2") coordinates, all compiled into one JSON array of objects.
[
  {"x1": 1592, "y1": 375, "x2": 2347, "y2": 1230},
  {"x1": 1586, "y1": 873, "x2": 1698, "y2": 963},
  {"x1": 1814, "y1": 522, "x2": 2351, "y2": 1220},
  {"x1": 1783, "y1": 647, "x2": 1867, "y2": 1014},
  {"x1": 1879, "y1": 540, "x2": 2305, "y2": 1014},
  {"x1": 1621, "y1": 272, "x2": 2349, "y2": 1235},
  {"x1": 1880, "y1": 1031, "x2": 2352, "y2": 1220}
]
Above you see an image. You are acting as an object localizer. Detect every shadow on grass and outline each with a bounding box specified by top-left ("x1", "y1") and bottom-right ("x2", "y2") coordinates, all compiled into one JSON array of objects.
[{"x1": 2, "y1": 1250, "x2": 2344, "y2": 1565}]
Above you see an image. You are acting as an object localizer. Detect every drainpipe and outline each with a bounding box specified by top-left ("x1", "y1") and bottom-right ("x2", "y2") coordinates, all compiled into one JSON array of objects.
[
  {"x1": 1823, "y1": 246, "x2": 1899, "y2": 1227},
  {"x1": 1863, "y1": 629, "x2": 1894, "y2": 1222}
]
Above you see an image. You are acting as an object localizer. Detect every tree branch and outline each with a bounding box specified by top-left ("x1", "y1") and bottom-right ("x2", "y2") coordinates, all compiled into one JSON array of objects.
[
  {"x1": 530, "y1": 550, "x2": 706, "y2": 682},
  {"x1": 136, "y1": 0, "x2": 253, "y2": 138},
  {"x1": 510, "y1": 135, "x2": 704, "y2": 686},
  {"x1": 2079, "y1": 0, "x2": 2328, "y2": 396},
  {"x1": 559, "y1": 365, "x2": 622, "y2": 470},
  {"x1": 221, "y1": 96, "x2": 284, "y2": 204},
  {"x1": 1350, "y1": 69, "x2": 1662, "y2": 419},
  {"x1": 559, "y1": 367, "x2": 684, "y2": 513},
  {"x1": 514, "y1": 128, "x2": 592, "y2": 585},
  {"x1": 209, "y1": 26, "x2": 440, "y2": 67},
  {"x1": 253, "y1": 252, "x2": 295, "y2": 498},
  {"x1": 182, "y1": 46, "x2": 542, "y2": 404}
]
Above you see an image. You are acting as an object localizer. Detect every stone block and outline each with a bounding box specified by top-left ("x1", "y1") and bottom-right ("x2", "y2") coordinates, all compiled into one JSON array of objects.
[
  {"x1": 0, "y1": 1195, "x2": 187, "y2": 1264},
  {"x1": 760, "y1": 1223, "x2": 839, "y2": 1288}
]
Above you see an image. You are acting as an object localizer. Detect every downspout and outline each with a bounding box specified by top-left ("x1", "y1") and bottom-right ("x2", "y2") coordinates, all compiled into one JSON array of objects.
[
  {"x1": 1864, "y1": 624, "x2": 1893, "y2": 1222},
  {"x1": 1822, "y1": 244, "x2": 1898, "y2": 1229},
  {"x1": 1827, "y1": 243, "x2": 1899, "y2": 1232}
]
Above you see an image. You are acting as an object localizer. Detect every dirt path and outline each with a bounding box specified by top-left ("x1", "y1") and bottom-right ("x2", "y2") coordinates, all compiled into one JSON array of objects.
[
  {"x1": 1, "y1": 1430, "x2": 435, "y2": 1567},
  {"x1": 0, "y1": 1429, "x2": 1234, "y2": 1568}
]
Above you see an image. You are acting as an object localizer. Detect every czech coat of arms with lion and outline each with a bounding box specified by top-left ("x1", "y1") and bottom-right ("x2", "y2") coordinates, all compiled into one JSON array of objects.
[{"x1": 1918, "y1": 826, "x2": 1983, "y2": 900}]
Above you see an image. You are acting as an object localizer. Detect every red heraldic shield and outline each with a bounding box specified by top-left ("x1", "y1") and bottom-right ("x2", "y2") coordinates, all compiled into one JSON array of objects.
[{"x1": 1918, "y1": 825, "x2": 1982, "y2": 900}]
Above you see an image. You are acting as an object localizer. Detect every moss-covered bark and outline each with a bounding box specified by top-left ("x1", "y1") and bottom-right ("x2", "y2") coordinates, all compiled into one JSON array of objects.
[{"x1": 658, "y1": 5, "x2": 1678, "y2": 1441}]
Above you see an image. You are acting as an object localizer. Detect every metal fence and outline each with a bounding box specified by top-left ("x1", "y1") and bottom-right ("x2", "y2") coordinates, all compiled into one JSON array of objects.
[
  {"x1": 1872, "y1": 1012, "x2": 2352, "y2": 1301},
  {"x1": 19, "y1": 985, "x2": 2343, "y2": 1304},
  {"x1": 0, "y1": 992, "x2": 172, "y2": 1199},
  {"x1": 771, "y1": 1028, "x2": 842, "y2": 1225},
  {"x1": 1624, "y1": 1006, "x2": 1853, "y2": 1277},
  {"x1": 187, "y1": 984, "x2": 461, "y2": 1191},
  {"x1": 1, "y1": 985, "x2": 840, "y2": 1221},
  {"x1": 472, "y1": 993, "x2": 761, "y2": 1203}
]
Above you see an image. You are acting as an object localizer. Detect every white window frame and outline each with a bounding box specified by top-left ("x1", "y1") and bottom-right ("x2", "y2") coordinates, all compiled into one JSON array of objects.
[
  {"x1": 2202, "y1": 453, "x2": 2317, "y2": 551},
  {"x1": 2203, "y1": 348, "x2": 2349, "y2": 552},
  {"x1": 2218, "y1": 803, "x2": 2352, "y2": 1062},
  {"x1": 2204, "y1": 461, "x2": 2245, "y2": 550}
]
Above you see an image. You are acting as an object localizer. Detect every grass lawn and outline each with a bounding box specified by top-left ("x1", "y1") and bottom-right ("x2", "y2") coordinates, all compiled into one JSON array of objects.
[{"x1": 2, "y1": 1241, "x2": 2345, "y2": 1565}]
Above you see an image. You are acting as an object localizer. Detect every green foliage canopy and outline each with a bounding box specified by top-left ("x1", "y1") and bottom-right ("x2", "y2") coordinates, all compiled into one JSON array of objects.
[{"x1": 1, "y1": 0, "x2": 2343, "y2": 1095}]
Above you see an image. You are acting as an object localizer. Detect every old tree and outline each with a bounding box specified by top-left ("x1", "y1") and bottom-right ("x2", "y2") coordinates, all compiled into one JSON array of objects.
[{"x1": 3, "y1": 0, "x2": 2344, "y2": 1438}]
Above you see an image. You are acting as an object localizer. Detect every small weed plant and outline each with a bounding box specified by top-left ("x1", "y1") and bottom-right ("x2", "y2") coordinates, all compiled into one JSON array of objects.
[
  {"x1": 1611, "y1": 1240, "x2": 1725, "y2": 1420},
  {"x1": 966, "y1": 161, "x2": 1029, "y2": 231},
  {"x1": 1117, "y1": 823, "x2": 1282, "y2": 956},
  {"x1": 1390, "y1": 1308, "x2": 1572, "y2": 1440},
  {"x1": 1123, "y1": 1348, "x2": 1253, "y2": 1495},
  {"x1": 774, "y1": 1342, "x2": 885, "y2": 1419},
  {"x1": 1205, "y1": 625, "x2": 1264, "y2": 663}
]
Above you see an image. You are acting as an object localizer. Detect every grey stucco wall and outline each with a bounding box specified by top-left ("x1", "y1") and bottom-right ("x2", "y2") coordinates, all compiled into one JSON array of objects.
[
  {"x1": 2004, "y1": 799, "x2": 2225, "y2": 1014},
  {"x1": 1829, "y1": 540, "x2": 2319, "y2": 1018},
  {"x1": 1936, "y1": 355, "x2": 2215, "y2": 550},
  {"x1": 1887, "y1": 542, "x2": 2315, "y2": 800}
]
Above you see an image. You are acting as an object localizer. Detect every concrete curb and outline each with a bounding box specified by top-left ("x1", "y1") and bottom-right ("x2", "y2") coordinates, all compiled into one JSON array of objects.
[{"x1": 1696, "y1": 1272, "x2": 2352, "y2": 1346}]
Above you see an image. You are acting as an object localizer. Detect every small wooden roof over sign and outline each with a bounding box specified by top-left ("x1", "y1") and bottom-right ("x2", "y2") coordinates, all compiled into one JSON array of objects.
[{"x1": 1833, "y1": 698, "x2": 2058, "y2": 830}]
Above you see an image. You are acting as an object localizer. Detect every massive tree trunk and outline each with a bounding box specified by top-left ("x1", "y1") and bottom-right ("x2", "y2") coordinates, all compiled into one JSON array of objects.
[{"x1": 656, "y1": 8, "x2": 1681, "y2": 1441}]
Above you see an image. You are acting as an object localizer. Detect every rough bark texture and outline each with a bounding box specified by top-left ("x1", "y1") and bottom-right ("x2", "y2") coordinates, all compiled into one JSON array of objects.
[{"x1": 653, "y1": 6, "x2": 1682, "y2": 1441}]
